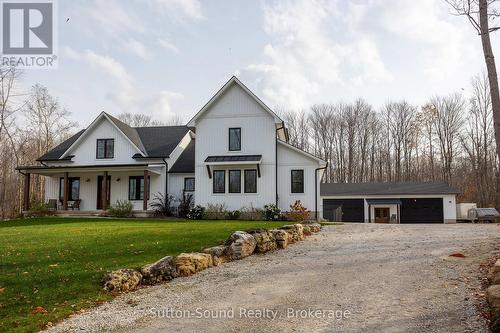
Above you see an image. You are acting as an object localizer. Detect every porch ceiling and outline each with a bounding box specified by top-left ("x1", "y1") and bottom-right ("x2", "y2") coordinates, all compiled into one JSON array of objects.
[{"x1": 16, "y1": 163, "x2": 164, "y2": 176}]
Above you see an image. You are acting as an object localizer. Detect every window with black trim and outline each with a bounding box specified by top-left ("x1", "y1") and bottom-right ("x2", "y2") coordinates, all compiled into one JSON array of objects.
[
  {"x1": 229, "y1": 170, "x2": 241, "y2": 193},
  {"x1": 213, "y1": 170, "x2": 225, "y2": 193},
  {"x1": 244, "y1": 170, "x2": 257, "y2": 193},
  {"x1": 96, "y1": 139, "x2": 114, "y2": 159},
  {"x1": 291, "y1": 169, "x2": 304, "y2": 193},
  {"x1": 59, "y1": 177, "x2": 80, "y2": 201},
  {"x1": 229, "y1": 128, "x2": 241, "y2": 151},
  {"x1": 128, "y1": 176, "x2": 150, "y2": 200},
  {"x1": 184, "y1": 177, "x2": 195, "y2": 192}
]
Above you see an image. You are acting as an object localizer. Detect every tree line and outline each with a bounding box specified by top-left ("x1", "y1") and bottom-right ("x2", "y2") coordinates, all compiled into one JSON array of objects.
[{"x1": 281, "y1": 73, "x2": 496, "y2": 207}]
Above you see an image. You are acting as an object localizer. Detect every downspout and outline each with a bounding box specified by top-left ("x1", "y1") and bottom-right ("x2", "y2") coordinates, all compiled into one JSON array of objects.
[
  {"x1": 275, "y1": 122, "x2": 285, "y2": 206},
  {"x1": 315, "y1": 162, "x2": 328, "y2": 221},
  {"x1": 163, "y1": 158, "x2": 168, "y2": 197}
]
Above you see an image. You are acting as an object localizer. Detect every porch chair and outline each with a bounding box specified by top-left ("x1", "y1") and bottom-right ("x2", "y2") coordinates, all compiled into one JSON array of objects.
[
  {"x1": 46, "y1": 199, "x2": 57, "y2": 211},
  {"x1": 69, "y1": 199, "x2": 81, "y2": 211}
]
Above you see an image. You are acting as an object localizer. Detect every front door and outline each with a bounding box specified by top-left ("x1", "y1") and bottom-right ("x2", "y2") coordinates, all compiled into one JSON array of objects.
[
  {"x1": 374, "y1": 208, "x2": 390, "y2": 223},
  {"x1": 96, "y1": 176, "x2": 111, "y2": 209}
]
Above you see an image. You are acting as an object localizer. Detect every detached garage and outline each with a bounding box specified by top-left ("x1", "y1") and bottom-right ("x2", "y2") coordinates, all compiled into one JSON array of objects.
[{"x1": 320, "y1": 182, "x2": 458, "y2": 223}]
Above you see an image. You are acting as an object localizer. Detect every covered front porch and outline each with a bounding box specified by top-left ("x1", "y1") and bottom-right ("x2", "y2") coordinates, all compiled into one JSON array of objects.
[{"x1": 17, "y1": 164, "x2": 166, "y2": 213}]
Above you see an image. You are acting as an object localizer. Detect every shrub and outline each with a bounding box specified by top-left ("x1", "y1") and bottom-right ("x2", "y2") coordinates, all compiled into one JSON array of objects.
[
  {"x1": 240, "y1": 205, "x2": 264, "y2": 220},
  {"x1": 150, "y1": 193, "x2": 174, "y2": 217},
  {"x1": 177, "y1": 193, "x2": 194, "y2": 218},
  {"x1": 108, "y1": 200, "x2": 133, "y2": 218},
  {"x1": 288, "y1": 200, "x2": 310, "y2": 221},
  {"x1": 187, "y1": 205, "x2": 205, "y2": 220},
  {"x1": 263, "y1": 203, "x2": 281, "y2": 221},
  {"x1": 205, "y1": 203, "x2": 228, "y2": 220},
  {"x1": 25, "y1": 200, "x2": 53, "y2": 217},
  {"x1": 227, "y1": 210, "x2": 241, "y2": 220}
]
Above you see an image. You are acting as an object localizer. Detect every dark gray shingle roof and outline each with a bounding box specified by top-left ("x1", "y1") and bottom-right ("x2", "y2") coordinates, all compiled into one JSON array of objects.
[
  {"x1": 106, "y1": 113, "x2": 146, "y2": 153},
  {"x1": 135, "y1": 126, "x2": 189, "y2": 158},
  {"x1": 169, "y1": 140, "x2": 195, "y2": 173},
  {"x1": 38, "y1": 123, "x2": 190, "y2": 161},
  {"x1": 320, "y1": 182, "x2": 458, "y2": 196},
  {"x1": 37, "y1": 130, "x2": 85, "y2": 161}
]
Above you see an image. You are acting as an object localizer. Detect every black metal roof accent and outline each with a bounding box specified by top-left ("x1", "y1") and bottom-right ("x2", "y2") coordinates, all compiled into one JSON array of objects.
[
  {"x1": 204, "y1": 155, "x2": 262, "y2": 163},
  {"x1": 321, "y1": 182, "x2": 459, "y2": 196},
  {"x1": 169, "y1": 140, "x2": 195, "y2": 173},
  {"x1": 366, "y1": 198, "x2": 402, "y2": 205}
]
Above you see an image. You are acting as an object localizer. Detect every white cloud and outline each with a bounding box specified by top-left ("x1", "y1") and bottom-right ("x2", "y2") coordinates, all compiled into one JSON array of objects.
[
  {"x1": 150, "y1": 0, "x2": 203, "y2": 21},
  {"x1": 152, "y1": 91, "x2": 184, "y2": 120},
  {"x1": 157, "y1": 38, "x2": 180, "y2": 54},
  {"x1": 124, "y1": 39, "x2": 151, "y2": 59},
  {"x1": 246, "y1": 0, "x2": 392, "y2": 109},
  {"x1": 63, "y1": 47, "x2": 182, "y2": 119},
  {"x1": 378, "y1": 0, "x2": 479, "y2": 80}
]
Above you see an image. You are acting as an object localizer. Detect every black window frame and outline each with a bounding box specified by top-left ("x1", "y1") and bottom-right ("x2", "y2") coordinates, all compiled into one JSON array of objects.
[
  {"x1": 291, "y1": 169, "x2": 304, "y2": 193},
  {"x1": 96, "y1": 138, "x2": 115, "y2": 159},
  {"x1": 128, "y1": 176, "x2": 151, "y2": 200},
  {"x1": 244, "y1": 169, "x2": 257, "y2": 193},
  {"x1": 59, "y1": 177, "x2": 80, "y2": 201},
  {"x1": 213, "y1": 170, "x2": 225, "y2": 193},
  {"x1": 228, "y1": 170, "x2": 241, "y2": 193},
  {"x1": 184, "y1": 177, "x2": 195, "y2": 192},
  {"x1": 228, "y1": 128, "x2": 241, "y2": 151}
]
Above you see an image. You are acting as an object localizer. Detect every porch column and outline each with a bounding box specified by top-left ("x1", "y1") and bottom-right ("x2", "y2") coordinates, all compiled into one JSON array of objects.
[
  {"x1": 143, "y1": 170, "x2": 149, "y2": 211},
  {"x1": 102, "y1": 171, "x2": 108, "y2": 210},
  {"x1": 63, "y1": 172, "x2": 69, "y2": 210},
  {"x1": 23, "y1": 173, "x2": 30, "y2": 211}
]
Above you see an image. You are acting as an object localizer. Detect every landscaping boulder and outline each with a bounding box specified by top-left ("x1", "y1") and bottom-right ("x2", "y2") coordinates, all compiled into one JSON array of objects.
[
  {"x1": 302, "y1": 225, "x2": 312, "y2": 236},
  {"x1": 224, "y1": 231, "x2": 257, "y2": 260},
  {"x1": 304, "y1": 222, "x2": 322, "y2": 233},
  {"x1": 103, "y1": 269, "x2": 142, "y2": 292},
  {"x1": 174, "y1": 253, "x2": 213, "y2": 276},
  {"x1": 141, "y1": 256, "x2": 177, "y2": 285},
  {"x1": 493, "y1": 259, "x2": 500, "y2": 285},
  {"x1": 270, "y1": 229, "x2": 289, "y2": 249},
  {"x1": 279, "y1": 224, "x2": 304, "y2": 243},
  {"x1": 246, "y1": 228, "x2": 277, "y2": 253},
  {"x1": 487, "y1": 285, "x2": 500, "y2": 328},
  {"x1": 203, "y1": 245, "x2": 229, "y2": 266}
]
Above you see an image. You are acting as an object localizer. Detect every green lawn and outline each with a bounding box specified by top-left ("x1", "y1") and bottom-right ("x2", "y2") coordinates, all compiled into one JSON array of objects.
[{"x1": 0, "y1": 217, "x2": 289, "y2": 333}]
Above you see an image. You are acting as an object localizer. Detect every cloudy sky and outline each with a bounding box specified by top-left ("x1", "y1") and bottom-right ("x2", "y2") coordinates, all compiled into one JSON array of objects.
[{"x1": 22, "y1": 0, "x2": 496, "y2": 127}]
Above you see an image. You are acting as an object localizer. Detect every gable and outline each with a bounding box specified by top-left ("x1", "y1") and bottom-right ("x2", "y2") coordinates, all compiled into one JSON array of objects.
[
  {"x1": 187, "y1": 76, "x2": 282, "y2": 126},
  {"x1": 277, "y1": 140, "x2": 326, "y2": 165},
  {"x1": 65, "y1": 117, "x2": 144, "y2": 164}
]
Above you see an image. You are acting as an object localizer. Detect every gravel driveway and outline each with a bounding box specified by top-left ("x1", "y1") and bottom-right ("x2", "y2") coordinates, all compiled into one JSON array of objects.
[{"x1": 47, "y1": 223, "x2": 499, "y2": 333}]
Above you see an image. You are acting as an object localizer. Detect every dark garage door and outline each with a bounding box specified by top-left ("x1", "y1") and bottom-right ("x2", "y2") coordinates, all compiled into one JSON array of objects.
[
  {"x1": 400, "y1": 198, "x2": 443, "y2": 223},
  {"x1": 323, "y1": 199, "x2": 364, "y2": 222}
]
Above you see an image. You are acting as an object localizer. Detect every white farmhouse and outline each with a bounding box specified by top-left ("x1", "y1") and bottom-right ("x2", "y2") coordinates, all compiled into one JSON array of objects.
[
  {"x1": 17, "y1": 76, "x2": 458, "y2": 223},
  {"x1": 18, "y1": 77, "x2": 326, "y2": 218}
]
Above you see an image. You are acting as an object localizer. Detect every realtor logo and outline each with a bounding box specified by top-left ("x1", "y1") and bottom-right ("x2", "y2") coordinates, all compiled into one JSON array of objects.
[{"x1": 1, "y1": 0, "x2": 57, "y2": 68}]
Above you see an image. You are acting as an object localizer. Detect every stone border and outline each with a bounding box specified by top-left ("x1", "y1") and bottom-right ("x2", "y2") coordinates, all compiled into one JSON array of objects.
[
  {"x1": 102, "y1": 222, "x2": 322, "y2": 293},
  {"x1": 487, "y1": 259, "x2": 500, "y2": 332}
]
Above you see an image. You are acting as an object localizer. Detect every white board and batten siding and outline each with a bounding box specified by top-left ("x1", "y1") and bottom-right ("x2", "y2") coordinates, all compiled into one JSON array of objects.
[
  {"x1": 193, "y1": 82, "x2": 324, "y2": 213},
  {"x1": 194, "y1": 83, "x2": 277, "y2": 210},
  {"x1": 67, "y1": 117, "x2": 144, "y2": 165},
  {"x1": 277, "y1": 142, "x2": 324, "y2": 213}
]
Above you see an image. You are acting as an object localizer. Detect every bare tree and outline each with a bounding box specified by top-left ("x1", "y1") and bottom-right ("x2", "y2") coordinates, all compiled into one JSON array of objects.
[
  {"x1": 446, "y1": 0, "x2": 500, "y2": 207},
  {"x1": 428, "y1": 94, "x2": 465, "y2": 184}
]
